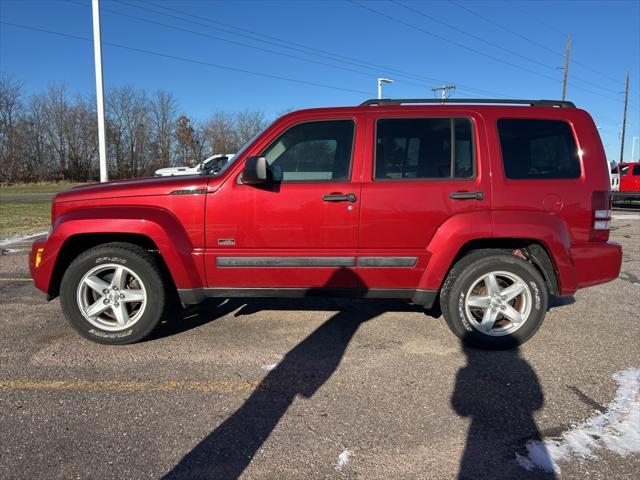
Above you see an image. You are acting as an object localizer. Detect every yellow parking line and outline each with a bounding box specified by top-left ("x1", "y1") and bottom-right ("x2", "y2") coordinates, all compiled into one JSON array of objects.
[{"x1": 0, "y1": 379, "x2": 259, "y2": 394}]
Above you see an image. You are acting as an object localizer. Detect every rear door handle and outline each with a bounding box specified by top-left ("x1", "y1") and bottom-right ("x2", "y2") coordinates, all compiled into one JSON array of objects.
[
  {"x1": 449, "y1": 191, "x2": 484, "y2": 200},
  {"x1": 323, "y1": 193, "x2": 357, "y2": 202}
]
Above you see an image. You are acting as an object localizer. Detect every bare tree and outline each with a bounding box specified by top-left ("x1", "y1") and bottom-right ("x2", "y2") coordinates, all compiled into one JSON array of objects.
[
  {"x1": 150, "y1": 90, "x2": 177, "y2": 169},
  {"x1": 202, "y1": 111, "x2": 237, "y2": 155},
  {"x1": 0, "y1": 72, "x2": 24, "y2": 181},
  {"x1": 235, "y1": 110, "x2": 267, "y2": 145},
  {"x1": 0, "y1": 73, "x2": 269, "y2": 182},
  {"x1": 175, "y1": 115, "x2": 202, "y2": 166},
  {"x1": 106, "y1": 85, "x2": 150, "y2": 178}
]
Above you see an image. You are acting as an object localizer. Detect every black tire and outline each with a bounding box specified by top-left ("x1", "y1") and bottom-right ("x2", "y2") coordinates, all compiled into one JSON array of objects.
[
  {"x1": 59, "y1": 242, "x2": 167, "y2": 345},
  {"x1": 440, "y1": 250, "x2": 548, "y2": 349}
]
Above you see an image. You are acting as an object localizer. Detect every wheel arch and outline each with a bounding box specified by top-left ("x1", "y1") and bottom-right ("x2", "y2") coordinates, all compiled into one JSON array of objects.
[
  {"x1": 39, "y1": 205, "x2": 206, "y2": 299},
  {"x1": 419, "y1": 210, "x2": 574, "y2": 296},
  {"x1": 48, "y1": 233, "x2": 170, "y2": 299},
  {"x1": 445, "y1": 238, "x2": 560, "y2": 296}
]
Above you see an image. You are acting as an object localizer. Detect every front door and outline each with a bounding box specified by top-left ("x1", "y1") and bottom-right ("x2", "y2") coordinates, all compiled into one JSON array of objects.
[{"x1": 204, "y1": 117, "x2": 363, "y2": 290}]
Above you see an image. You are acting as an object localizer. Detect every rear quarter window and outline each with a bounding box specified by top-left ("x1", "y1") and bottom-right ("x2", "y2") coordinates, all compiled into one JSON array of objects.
[{"x1": 497, "y1": 119, "x2": 581, "y2": 179}]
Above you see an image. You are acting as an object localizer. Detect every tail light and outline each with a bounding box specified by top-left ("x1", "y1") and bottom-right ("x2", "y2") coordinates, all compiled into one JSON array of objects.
[{"x1": 590, "y1": 191, "x2": 611, "y2": 242}]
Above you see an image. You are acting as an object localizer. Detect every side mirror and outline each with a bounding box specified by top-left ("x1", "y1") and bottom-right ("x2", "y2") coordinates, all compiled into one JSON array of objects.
[{"x1": 242, "y1": 156, "x2": 268, "y2": 184}]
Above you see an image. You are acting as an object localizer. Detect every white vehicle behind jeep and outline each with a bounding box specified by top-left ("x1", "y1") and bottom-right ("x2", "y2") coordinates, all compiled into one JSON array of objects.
[{"x1": 154, "y1": 153, "x2": 234, "y2": 177}]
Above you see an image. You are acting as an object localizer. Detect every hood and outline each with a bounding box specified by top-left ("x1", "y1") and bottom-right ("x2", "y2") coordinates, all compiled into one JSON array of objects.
[{"x1": 54, "y1": 175, "x2": 213, "y2": 203}]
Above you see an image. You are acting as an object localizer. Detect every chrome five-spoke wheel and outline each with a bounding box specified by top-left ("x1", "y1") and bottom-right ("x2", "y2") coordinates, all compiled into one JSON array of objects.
[
  {"x1": 76, "y1": 263, "x2": 147, "y2": 331},
  {"x1": 464, "y1": 271, "x2": 532, "y2": 336}
]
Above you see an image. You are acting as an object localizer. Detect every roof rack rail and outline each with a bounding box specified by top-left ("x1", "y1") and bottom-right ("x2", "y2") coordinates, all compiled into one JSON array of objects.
[{"x1": 360, "y1": 98, "x2": 576, "y2": 108}]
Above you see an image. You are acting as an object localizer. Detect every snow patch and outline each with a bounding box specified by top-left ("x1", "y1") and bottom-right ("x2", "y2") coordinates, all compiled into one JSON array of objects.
[
  {"x1": 1, "y1": 248, "x2": 25, "y2": 254},
  {"x1": 261, "y1": 363, "x2": 278, "y2": 371},
  {"x1": 336, "y1": 450, "x2": 352, "y2": 470},
  {"x1": 612, "y1": 214, "x2": 640, "y2": 220},
  {"x1": 515, "y1": 452, "x2": 535, "y2": 471},
  {"x1": 517, "y1": 368, "x2": 640, "y2": 474},
  {"x1": 0, "y1": 231, "x2": 48, "y2": 246}
]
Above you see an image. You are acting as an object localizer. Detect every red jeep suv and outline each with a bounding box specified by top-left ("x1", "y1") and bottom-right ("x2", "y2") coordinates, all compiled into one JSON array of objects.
[{"x1": 29, "y1": 99, "x2": 622, "y2": 348}]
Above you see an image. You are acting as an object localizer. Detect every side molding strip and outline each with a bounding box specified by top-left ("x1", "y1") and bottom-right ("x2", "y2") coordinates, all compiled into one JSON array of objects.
[
  {"x1": 217, "y1": 257, "x2": 355, "y2": 267},
  {"x1": 216, "y1": 256, "x2": 418, "y2": 268},
  {"x1": 357, "y1": 257, "x2": 417, "y2": 267}
]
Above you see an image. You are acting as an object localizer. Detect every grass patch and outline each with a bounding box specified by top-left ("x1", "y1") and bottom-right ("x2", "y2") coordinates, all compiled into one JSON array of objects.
[
  {"x1": 0, "y1": 182, "x2": 86, "y2": 195},
  {"x1": 0, "y1": 200, "x2": 51, "y2": 238}
]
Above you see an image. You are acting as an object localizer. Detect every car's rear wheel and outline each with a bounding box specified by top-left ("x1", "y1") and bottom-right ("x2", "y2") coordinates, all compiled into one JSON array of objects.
[
  {"x1": 60, "y1": 243, "x2": 166, "y2": 344},
  {"x1": 441, "y1": 250, "x2": 548, "y2": 349}
]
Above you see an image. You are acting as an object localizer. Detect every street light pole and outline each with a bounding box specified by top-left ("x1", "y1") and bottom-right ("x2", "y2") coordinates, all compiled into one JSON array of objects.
[
  {"x1": 92, "y1": 0, "x2": 108, "y2": 182},
  {"x1": 632, "y1": 136, "x2": 639, "y2": 162},
  {"x1": 377, "y1": 78, "x2": 394, "y2": 99}
]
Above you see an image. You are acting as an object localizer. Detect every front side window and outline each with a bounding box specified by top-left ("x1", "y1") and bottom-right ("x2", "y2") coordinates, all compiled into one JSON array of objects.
[
  {"x1": 497, "y1": 119, "x2": 580, "y2": 179},
  {"x1": 375, "y1": 118, "x2": 474, "y2": 180},
  {"x1": 632, "y1": 165, "x2": 640, "y2": 176},
  {"x1": 261, "y1": 120, "x2": 354, "y2": 182}
]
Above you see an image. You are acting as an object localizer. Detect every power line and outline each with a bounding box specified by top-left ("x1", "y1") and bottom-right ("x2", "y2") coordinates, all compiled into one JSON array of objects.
[
  {"x1": 124, "y1": 0, "x2": 510, "y2": 98},
  {"x1": 67, "y1": 0, "x2": 430, "y2": 90},
  {"x1": 350, "y1": 0, "x2": 628, "y2": 104},
  {"x1": 393, "y1": 0, "x2": 624, "y2": 97},
  {"x1": 447, "y1": 0, "x2": 624, "y2": 86},
  {"x1": 0, "y1": 20, "x2": 373, "y2": 96}
]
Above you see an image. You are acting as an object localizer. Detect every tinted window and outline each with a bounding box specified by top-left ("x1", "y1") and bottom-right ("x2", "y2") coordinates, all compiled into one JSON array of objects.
[
  {"x1": 498, "y1": 119, "x2": 580, "y2": 179},
  {"x1": 375, "y1": 118, "x2": 474, "y2": 180},
  {"x1": 633, "y1": 165, "x2": 640, "y2": 176},
  {"x1": 262, "y1": 120, "x2": 354, "y2": 181}
]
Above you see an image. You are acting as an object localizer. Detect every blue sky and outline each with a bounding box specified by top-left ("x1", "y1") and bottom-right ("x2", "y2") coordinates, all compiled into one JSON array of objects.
[{"x1": 1, "y1": 0, "x2": 638, "y2": 161}]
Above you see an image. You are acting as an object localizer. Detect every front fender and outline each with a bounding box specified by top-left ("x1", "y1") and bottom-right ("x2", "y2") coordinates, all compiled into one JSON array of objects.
[{"x1": 32, "y1": 205, "x2": 206, "y2": 295}]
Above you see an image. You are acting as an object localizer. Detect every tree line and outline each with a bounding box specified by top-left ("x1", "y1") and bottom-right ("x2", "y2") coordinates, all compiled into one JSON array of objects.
[{"x1": 0, "y1": 72, "x2": 268, "y2": 183}]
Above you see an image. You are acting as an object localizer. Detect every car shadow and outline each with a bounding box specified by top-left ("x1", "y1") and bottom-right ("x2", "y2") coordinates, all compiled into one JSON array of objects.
[
  {"x1": 149, "y1": 295, "x2": 426, "y2": 342},
  {"x1": 160, "y1": 269, "x2": 423, "y2": 478},
  {"x1": 548, "y1": 295, "x2": 575, "y2": 309},
  {"x1": 451, "y1": 342, "x2": 556, "y2": 479}
]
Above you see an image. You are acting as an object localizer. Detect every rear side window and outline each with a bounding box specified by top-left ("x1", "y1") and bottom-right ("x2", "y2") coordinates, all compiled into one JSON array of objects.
[
  {"x1": 497, "y1": 119, "x2": 580, "y2": 179},
  {"x1": 633, "y1": 165, "x2": 640, "y2": 176},
  {"x1": 375, "y1": 118, "x2": 474, "y2": 180}
]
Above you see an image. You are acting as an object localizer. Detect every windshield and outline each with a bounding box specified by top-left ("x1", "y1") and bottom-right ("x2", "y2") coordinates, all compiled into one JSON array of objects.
[{"x1": 209, "y1": 125, "x2": 271, "y2": 176}]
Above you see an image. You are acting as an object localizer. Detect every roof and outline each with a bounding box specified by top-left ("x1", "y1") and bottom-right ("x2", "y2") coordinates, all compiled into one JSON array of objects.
[{"x1": 359, "y1": 98, "x2": 576, "y2": 108}]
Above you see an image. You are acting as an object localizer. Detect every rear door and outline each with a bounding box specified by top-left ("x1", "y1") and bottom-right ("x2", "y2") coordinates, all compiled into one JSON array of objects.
[{"x1": 356, "y1": 111, "x2": 491, "y2": 289}]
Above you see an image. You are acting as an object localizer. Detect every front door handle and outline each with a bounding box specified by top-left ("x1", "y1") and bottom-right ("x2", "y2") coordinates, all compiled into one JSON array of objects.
[
  {"x1": 323, "y1": 193, "x2": 357, "y2": 202},
  {"x1": 449, "y1": 191, "x2": 484, "y2": 200}
]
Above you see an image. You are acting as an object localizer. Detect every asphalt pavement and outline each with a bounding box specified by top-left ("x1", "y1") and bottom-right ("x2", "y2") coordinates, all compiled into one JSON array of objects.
[{"x1": 0, "y1": 216, "x2": 638, "y2": 479}]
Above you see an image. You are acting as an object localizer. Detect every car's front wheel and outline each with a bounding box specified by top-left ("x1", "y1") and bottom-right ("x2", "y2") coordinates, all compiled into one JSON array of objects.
[
  {"x1": 441, "y1": 250, "x2": 548, "y2": 349},
  {"x1": 60, "y1": 242, "x2": 167, "y2": 344}
]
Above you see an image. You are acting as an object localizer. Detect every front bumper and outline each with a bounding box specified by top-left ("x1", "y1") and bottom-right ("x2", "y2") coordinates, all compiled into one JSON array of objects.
[{"x1": 29, "y1": 238, "x2": 52, "y2": 295}]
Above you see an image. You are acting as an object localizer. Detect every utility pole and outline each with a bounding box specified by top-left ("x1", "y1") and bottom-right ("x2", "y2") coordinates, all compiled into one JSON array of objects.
[
  {"x1": 620, "y1": 71, "x2": 630, "y2": 164},
  {"x1": 92, "y1": 0, "x2": 108, "y2": 182},
  {"x1": 377, "y1": 77, "x2": 394, "y2": 99},
  {"x1": 562, "y1": 35, "x2": 571, "y2": 101},
  {"x1": 432, "y1": 84, "x2": 456, "y2": 103}
]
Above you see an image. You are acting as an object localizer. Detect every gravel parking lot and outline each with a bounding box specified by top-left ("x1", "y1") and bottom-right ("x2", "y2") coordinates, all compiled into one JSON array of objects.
[{"x1": 1, "y1": 214, "x2": 638, "y2": 479}]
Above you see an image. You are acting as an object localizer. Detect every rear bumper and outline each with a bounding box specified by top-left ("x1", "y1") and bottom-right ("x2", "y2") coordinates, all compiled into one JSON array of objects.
[
  {"x1": 612, "y1": 191, "x2": 640, "y2": 202},
  {"x1": 570, "y1": 241, "x2": 622, "y2": 291}
]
